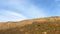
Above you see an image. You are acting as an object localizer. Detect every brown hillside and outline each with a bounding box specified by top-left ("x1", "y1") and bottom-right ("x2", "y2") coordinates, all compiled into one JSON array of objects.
[{"x1": 0, "y1": 16, "x2": 60, "y2": 34}]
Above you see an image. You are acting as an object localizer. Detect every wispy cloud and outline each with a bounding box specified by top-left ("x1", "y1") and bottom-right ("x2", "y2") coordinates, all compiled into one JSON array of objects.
[
  {"x1": 0, "y1": 9, "x2": 27, "y2": 22},
  {"x1": 0, "y1": 0, "x2": 48, "y2": 22},
  {"x1": 7, "y1": 0, "x2": 47, "y2": 18}
]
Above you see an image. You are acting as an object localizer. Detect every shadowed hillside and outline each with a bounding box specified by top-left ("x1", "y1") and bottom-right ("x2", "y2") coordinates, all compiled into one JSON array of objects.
[{"x1": 0, "y1": 16, "x2": 60, "y2": 34}]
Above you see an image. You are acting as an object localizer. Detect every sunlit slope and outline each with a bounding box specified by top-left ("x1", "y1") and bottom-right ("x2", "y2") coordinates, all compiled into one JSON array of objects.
[{"x1": 0, "y1": 16, "x2": 60, "y2": 34}]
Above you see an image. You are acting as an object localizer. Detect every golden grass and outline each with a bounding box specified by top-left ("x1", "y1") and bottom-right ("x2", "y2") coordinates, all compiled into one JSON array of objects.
[{"x1": 0, "y1": 16, "x2": 60, "y2": 34}]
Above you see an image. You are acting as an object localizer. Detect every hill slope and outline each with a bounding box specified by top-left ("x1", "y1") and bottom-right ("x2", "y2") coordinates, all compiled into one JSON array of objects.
[{"x1": 0, "y1": 16, "x2": 60, "y2": 34}]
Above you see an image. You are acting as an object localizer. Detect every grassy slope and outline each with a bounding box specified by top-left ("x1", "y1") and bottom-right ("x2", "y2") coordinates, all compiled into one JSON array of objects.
[{"x1": 0, "y1": 16, "x2": 60, "y2": 34}]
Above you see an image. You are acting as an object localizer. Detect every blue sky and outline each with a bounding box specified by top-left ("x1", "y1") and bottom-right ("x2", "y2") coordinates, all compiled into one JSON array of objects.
[{"x1": 0, "y1": 0, "x2": 60, "y2": 22}]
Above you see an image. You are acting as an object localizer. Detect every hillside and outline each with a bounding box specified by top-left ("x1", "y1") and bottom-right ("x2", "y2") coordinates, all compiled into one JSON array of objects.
[{"x1": 0, "y1": 16, "x2": 60, "y2": 34}]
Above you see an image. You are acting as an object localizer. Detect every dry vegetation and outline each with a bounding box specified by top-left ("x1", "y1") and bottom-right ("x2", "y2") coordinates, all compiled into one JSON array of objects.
[{"x1": 0, "y1": 16, "x2": 60, "y2": 34}]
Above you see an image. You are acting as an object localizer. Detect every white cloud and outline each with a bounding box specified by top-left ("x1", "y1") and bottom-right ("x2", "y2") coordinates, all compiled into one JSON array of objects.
[
  {"x1": 0, "y1": 9, "x2": 27, "y2": 22},
  {"x1": 5, "y1": 11, "x2": 27, "y2": 19},
  {"x1": 7, "y1": 0, "x2": 47, "y2": 18},
  {"x1": 0, "y1": 16, "x2": 8, "y2": 22},
  {"x1": 0, "y1": 0, "x2": 47, "y2": 22}
]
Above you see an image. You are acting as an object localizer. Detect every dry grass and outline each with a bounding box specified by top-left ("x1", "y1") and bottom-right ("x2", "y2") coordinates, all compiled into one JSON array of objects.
[{"x1": 0, "y1": 16, "x2": 60, "y2": 34}]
